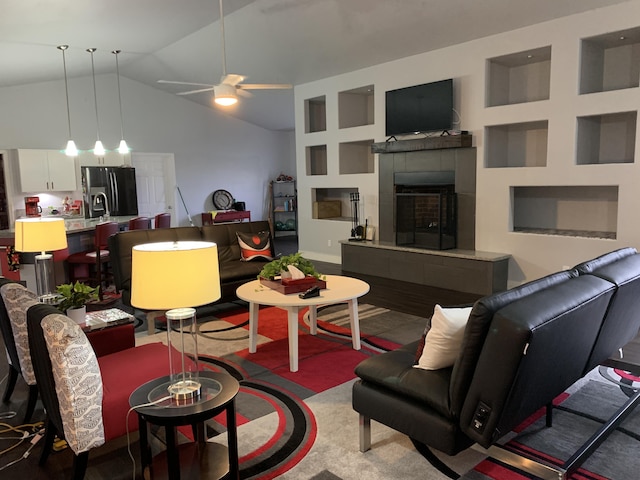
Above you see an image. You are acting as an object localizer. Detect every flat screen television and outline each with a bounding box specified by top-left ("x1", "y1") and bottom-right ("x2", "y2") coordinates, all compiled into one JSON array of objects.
[{"x1": 385, "y1": 79, "x2": 453, "y2": 137}]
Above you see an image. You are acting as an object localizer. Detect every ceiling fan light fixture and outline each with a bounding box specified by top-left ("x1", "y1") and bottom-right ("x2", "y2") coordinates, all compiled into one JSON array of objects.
[{"x1": 214, "y1": 84, "x2": 238, "y2": 106}]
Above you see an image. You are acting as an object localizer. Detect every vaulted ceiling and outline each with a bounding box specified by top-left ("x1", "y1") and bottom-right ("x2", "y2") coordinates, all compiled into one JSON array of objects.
[{"x1": 0, "y1": 0, "x2": 632, "y2": 131}]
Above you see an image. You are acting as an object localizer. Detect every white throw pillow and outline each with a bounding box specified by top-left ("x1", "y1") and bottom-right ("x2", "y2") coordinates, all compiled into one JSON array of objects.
[{"x1": 414, "y1": 304, "x2": 472, "y2": 370}]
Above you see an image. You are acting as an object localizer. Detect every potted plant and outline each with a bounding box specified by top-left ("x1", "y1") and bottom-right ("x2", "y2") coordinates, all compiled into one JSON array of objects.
[
  {"x1": 56, "y1": 281, "x2": 99, "y2": 324},
  {"x1": 258, "y1": 252, "x2": 322, "y2": 281}
]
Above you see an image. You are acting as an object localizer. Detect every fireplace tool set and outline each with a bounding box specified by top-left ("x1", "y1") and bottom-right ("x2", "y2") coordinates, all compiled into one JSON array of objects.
[{"x1": 349, "y1": 192, "x2": 366, "y2": 241}]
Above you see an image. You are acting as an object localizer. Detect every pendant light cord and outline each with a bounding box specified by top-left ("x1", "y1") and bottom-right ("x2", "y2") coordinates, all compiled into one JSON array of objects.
[
  {"x1": 113, "y1": 50, "x2": 125, "y2": 141},
  {"x1": 59, "y1": 46, "x2": 73, "y2": 139},
  {"x1": 87, "y1": 48, "x2": 101, "y2": 141}
]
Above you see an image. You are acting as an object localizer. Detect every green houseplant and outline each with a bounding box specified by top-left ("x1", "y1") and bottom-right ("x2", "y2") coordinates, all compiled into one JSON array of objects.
[
  {"x1": 56, "y1": 281, "x2": 99, "y2": 316},
  {"x1": 259, "y1": 252, "x2": 323, "y2": 280}
]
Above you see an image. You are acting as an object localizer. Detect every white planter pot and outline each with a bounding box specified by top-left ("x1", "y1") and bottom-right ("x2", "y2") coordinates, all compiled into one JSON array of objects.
[{"x1": 66, "y1": 305, "x2": 87, "y2": 324}]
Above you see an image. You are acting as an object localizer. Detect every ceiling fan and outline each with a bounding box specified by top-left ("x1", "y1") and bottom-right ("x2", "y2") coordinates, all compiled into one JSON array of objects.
[{"x1": 158, "y1": 0, "x2": 292, "y2": 106}]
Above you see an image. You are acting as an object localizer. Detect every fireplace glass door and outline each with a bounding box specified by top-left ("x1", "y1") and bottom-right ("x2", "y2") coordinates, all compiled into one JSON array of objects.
[{"x1": 395, "y1": 185, "x2": 457, "y2": 250}]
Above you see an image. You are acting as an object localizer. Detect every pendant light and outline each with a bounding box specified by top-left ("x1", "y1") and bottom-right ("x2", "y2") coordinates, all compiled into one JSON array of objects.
[
  {"x1": 87, "y1": 48, "x2": 105, "y2": 156},
  {"x1": 112, "y1": 50, "x2": 130, "y2": 154},
  {"x1": 57, "y1": 45, "x2": 78, "y2": 156}
]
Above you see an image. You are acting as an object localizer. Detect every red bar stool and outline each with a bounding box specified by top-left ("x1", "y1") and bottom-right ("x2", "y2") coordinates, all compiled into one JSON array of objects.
[
  {"x1": 66, "y1": 222, "x2": 119, "y2": 299},
  {"x1": 128, "y1": 216, "x2": 151, "y2": 230},
  {"x1": 154, "y1": 213, "x2": 171, "y2": 228}
]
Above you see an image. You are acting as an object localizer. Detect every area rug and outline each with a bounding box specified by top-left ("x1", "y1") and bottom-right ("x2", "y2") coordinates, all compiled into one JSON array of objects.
[
  {"x1": 461, "y1": 367, "x2": 640, "y2": 480},
  {"x1": 136, "y1": 305, "x2": 640, "y2": 480}
]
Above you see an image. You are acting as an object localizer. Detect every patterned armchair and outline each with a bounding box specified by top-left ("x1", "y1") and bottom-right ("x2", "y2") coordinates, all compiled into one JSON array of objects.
[
  {"x1": 26, "y1": 303, "x2": 189, "y2": 480},
  {"x1": 0, "y1": 280, "x2": 40, "y2": 422}
]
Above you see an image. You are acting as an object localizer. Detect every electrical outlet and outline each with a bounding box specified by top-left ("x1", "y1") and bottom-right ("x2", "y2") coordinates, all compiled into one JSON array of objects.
[{"x1": 327, "y1": 239, "x2": 332, "y2": 247}]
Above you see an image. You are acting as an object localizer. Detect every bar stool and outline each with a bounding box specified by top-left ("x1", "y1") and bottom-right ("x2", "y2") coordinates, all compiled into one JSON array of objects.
[
  {"x1": 128, "y1": 216, "x2": 151, "y2": 230},
  {"x1": 66, "y1": 221, "x2": 119, "y2": 299},
  {"x1": 154, "y1": 213, "x2": 171, "y2": 228}
]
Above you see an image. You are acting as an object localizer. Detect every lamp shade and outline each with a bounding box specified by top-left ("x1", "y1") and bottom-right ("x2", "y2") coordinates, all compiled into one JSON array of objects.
[
  {"x1": 14, "y1": 218, "x2": 67, "y2": 252},
  {"x1": 131, "y1": 241, "x2": 221, "y2": 310}
]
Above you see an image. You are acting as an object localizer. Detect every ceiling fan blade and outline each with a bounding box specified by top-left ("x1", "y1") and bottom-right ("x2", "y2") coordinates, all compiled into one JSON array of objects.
[
  {"x1": 238, "y1": 83, "x2": 293, "y2": 90},
  {"x1": 176, "y1": 87, "x2": 216, "y2": 95},
  {"x1": 237, "y1": 89, "x2": 253, "y2": 98},
  {"x1": 158, "y1": 80, "x2": 216, "y2": 88},
  {"x1": 222, "y1": 73, "x2": 246, "y2": 86}
]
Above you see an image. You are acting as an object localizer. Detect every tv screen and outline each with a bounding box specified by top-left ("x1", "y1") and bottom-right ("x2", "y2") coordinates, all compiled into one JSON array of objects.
[{"x1": 385, "y1": 79, "x2": 453, "y2": 137}]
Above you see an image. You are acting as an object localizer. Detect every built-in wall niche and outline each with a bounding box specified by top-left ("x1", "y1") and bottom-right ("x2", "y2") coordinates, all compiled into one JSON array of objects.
[
  {"x1": 305, "y1": 145, "x2": 327, "y2": 176},
  {"x1": 339, "y1": 139, "x2": 375, "y2": 174},
  {"x1": 338, "y1": 85, "x2": 374, "y2": 129},
  {"x1": 576, "y1": 111, "x2": 637, "y2": 164},
  {"x1": 486, "y1": 46, "x2": 551, "y2": 107},
  {"x1": 304, "y1": 96, "x2": 326, "y2": 133},
  {"x1": 512, "y1": 185, "x2": 618, "y2": 239},
  {"x1": 485, "y1": 120, "x2": 548, "y2": 168},
  {"x1": 580, "y1": 27, "x2": 640, "y2": 95},
  {"x1": 312, "y1": 187, "x2": 358, "y2": 221}
]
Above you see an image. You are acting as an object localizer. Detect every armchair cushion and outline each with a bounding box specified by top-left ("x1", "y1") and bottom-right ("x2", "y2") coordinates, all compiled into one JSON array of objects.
[
  {"x1": 1, "y1": 283, "x2": 39, "y2": 385},
  {"x1": 415, "y1": 305, "x2": 472, "y2": 370},
  {"x1": 42, "y1": 313, "x2": 105, "y2": 454}
]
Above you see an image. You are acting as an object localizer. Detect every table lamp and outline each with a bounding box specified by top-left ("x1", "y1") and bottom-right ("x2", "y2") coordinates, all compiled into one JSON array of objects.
[
  {"x1": 131, "y1": 241, "x2": 221, "y2": 400},
  {"x1": 14, "y1": 217, "x2": 67, "y2": 301}
]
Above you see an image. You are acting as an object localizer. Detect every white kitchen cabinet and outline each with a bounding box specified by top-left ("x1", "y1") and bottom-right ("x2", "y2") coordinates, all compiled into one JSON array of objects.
[
  {"x1": 77, "y1": 150, "x2": 130, "y2": 167},
  {"x1": 18, "y1": 149, "x2": 77, "y2": 192}
]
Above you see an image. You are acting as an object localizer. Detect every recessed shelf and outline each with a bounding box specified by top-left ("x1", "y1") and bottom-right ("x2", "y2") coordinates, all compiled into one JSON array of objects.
[
  {"x1": 512, "y1": 185, "x2": 618, "y2": 239},
  {"x1": 312, "y1": 187, "x2": 358, "y2": 221},
  {"x1": 576, "y1": 111, "x2": 637, "y2": 165},
  {"x1": 579, "y1": 27, "x2": 640, "y2": 95},
  {"x1": 304, "y1": 96, "x2": 326, "y2": 133},
  {"x1": 305, "y1": 145, "x2": 327, "y2": 176},
  {"x1": 339, "y1": 85, "x2": 374, "y2": 129},
  {"x1": 339, "y1": 139, "x2": 375, "y2": 174},
  {"x1": 486, "y1": 46, "x2": 551, "y2": 107},
  {"x1": 485, "y1": 121, "x2": 548, "y2": 168}
]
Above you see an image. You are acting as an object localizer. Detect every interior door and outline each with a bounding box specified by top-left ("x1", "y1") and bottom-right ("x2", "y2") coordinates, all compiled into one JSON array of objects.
[{"x1": 131, "y1": 153, "x2": 176, "y2": 226}]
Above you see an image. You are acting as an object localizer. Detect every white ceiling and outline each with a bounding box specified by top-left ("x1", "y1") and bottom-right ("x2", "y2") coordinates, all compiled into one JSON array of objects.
[{"x1": 0, "y1": 0, "x2": 633, "y2": 131}]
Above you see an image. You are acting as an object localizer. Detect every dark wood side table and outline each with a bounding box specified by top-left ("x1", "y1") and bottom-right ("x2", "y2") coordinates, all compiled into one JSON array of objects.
[
  {"x1": 129, "y1": 371, "x2": 240, "y2": 480},
  {"x1": 201, "y1": 211, "x2": 251, "y2": 225}
]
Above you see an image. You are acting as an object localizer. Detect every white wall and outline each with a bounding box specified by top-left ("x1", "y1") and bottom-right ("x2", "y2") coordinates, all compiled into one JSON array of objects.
[
  {"x1": 0, "y1": 74, "x2": 293, "y2": 225},
  {"x1": 295, "y1": 1, "x2": 640, "y2": 285}
]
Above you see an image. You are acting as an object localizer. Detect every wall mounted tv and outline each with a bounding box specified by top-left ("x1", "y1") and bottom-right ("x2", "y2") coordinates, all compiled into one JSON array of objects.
[{"x1": 385, "y1": 79, "x2": 454, "y2": 137}]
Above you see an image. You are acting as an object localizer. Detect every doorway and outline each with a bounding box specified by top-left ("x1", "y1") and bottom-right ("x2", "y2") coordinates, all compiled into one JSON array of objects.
[{"x1": 131, "y1": 153, "x2": 176, "y2": 227}]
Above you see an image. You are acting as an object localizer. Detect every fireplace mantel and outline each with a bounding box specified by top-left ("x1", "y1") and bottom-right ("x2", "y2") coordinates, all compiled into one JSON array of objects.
[{"x1": 371, "y1": 134, "x2": 472, "y2": 154}]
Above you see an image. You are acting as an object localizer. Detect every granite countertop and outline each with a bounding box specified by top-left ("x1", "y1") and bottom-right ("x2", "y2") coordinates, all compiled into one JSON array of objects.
[{"x1": 0, "y1": 215, "x2": 137, "y2": 239}]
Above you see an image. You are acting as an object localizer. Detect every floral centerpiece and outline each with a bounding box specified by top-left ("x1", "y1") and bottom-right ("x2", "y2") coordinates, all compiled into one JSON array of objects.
[
  {"x1": 259, "y1": 253, "x2": 326, "y2": 294},
  {"x1": 258, "y1": 252, "x2": 322, "y2": 280}
]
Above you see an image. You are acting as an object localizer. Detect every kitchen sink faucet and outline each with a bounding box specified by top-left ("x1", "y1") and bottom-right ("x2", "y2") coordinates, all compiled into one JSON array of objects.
[{"x1": 94, "y1": 192, "x2": 110, "y2": 218}]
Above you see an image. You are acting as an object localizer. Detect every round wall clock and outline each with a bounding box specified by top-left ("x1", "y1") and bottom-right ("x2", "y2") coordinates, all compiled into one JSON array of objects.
[{"x1": 213, "y1": 189, "x2": 234, "y2": 210}]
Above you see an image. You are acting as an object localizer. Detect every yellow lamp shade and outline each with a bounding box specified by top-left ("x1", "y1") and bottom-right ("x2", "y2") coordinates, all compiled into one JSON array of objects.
[
  {"x1": 14, "y1": 217, "x2": 67, "y2": 252},
  {"x1": 131, "y1": 241, "x2": 221, "y2": 310}
]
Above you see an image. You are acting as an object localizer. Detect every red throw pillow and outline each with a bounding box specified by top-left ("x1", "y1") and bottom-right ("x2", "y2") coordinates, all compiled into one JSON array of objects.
[{"x1": 237, "y1": 231, "x2": 273, "y2": 261}]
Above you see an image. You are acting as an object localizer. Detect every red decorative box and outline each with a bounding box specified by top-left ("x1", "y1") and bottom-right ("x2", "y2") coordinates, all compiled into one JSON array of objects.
[{"x1": 259, "y1": 276, "x2": 327, "y2": 295}]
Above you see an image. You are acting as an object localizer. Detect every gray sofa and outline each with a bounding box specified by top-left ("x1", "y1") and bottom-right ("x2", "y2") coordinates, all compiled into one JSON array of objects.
[
  {"x1": 353, "y1": 247, "x2": 640, "y2": 477},
  {"x1": 108, "y1": 220, "x2": 274, "y2": 308}
]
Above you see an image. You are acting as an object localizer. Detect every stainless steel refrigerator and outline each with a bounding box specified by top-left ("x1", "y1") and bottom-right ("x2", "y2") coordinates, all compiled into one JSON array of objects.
[{"x1": 81, "y1": 166, "x2": 139, "y2": 219}]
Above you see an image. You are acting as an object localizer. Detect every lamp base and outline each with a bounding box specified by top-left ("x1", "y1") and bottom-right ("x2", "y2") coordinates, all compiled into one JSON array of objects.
[{"x1": 168, "y1": 379, "x2": 202, "y2": 400}]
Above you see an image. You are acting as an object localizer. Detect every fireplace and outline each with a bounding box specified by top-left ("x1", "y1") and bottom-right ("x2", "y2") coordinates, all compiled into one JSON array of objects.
[{"x1": 394, "y1": 171, "x2": 457, "y2": 250}]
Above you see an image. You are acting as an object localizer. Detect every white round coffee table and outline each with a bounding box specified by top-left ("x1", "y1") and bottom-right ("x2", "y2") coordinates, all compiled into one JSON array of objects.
[{"x1": 236, "y1": 275, "x2": 370, "y2": 372}]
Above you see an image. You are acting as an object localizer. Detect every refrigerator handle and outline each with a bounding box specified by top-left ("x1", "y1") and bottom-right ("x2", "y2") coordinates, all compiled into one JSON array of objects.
[{"x1": 110, "y1": 170, "x2": 119, "y2": 214}]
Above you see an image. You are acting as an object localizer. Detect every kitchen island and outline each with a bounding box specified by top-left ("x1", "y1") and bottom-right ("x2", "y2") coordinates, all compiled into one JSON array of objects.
[{"x1": 0, "y1": 215, "x2": 138, "y2": 283}]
